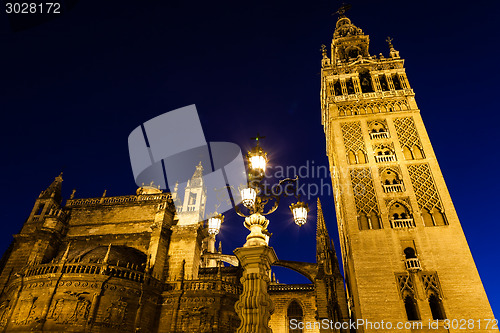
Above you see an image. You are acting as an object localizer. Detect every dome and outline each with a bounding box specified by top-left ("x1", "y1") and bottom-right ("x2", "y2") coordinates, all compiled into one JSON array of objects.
[
  {"x1": 136, "y1": 185, "x2": 163, "y2": 195},
  {"x1": 334, "y1": 17, "x2": 363, "y2": 39}
]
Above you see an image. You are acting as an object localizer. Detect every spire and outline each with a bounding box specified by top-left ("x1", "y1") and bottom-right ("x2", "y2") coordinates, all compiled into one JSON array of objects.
[
  {"x1": 39, "y1": 172, "x2": 63, "y2": 203},
  {"x1": 188, "y1": 162, "x2": 204, "y2": 187},
  {"x1": 316, "y1": 198, "x2": 338, "y2": 275},
  {"x1": 316, "y1": 198, "x2": 330, "y2": 243}
]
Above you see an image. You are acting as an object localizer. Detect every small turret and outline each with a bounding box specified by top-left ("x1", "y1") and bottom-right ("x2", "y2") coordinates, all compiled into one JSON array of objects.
[{"x1": 38, "y1": 172, "x2": 63, "y2": 204}]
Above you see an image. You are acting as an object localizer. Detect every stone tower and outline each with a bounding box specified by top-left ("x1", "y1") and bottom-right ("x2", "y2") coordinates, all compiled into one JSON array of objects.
[
  {"x1": 320, "y1": 9, "x2": 497, "y2": 332},
  {"x1": 167, "y1": 162, "x2": 207, "y2": 281}
]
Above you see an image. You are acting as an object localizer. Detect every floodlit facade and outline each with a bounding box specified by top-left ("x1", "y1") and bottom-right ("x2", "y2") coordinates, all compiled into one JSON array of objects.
[{"x1": 320, "y1": 10, "x2": 498, "y2": 333}]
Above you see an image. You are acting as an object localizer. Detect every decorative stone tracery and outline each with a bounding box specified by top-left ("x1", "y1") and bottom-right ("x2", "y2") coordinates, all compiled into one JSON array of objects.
[
  {"x1": 394, "y1": 117, "x2": 425, "y2": 159},
  {"x1": 337, "y1": 99, "x2": 409, "y2": 117},
  {"x1": 349, "y1": 168, "x2": 381, "y2": 229},
  {"x1": 341, "y1": 121, "x2": 367, "y2": 164}
]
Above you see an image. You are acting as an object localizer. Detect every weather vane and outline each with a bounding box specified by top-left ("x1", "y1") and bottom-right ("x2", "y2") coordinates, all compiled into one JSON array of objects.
[{"x1": 334, "y1": 3, "x2": 351, "y2": 17}]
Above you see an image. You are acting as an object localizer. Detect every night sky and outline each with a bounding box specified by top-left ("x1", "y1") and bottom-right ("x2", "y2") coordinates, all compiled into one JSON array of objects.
[{"x1": 1, "y1": 0, "x2": 498, "y2": 317}]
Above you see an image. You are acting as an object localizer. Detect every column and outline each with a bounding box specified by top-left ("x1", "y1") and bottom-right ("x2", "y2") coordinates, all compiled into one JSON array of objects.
[
  {"x1": 352, "y1": 75, "x2": 361, "y2": 94},
  {"x1": 386, "y1": 73, "x2": 395, "y2": 90},
  {"x1": 340, "y1": 78, "x2": 348, "y2": 95},
  {"x1": 372, "y1": 74, "x2": 382, "y2": 91},
  {"x1": 398, "y1": 72, "x2": 410, "y2": 89},
  {"x1": 234, "y1": 246, "x2": 278, "y2": 333}
]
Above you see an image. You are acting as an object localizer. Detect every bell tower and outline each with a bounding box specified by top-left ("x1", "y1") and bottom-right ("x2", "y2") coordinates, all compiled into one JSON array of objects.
[{"x1": 321, "y1": 7, "x2": 497, "y2": 332}]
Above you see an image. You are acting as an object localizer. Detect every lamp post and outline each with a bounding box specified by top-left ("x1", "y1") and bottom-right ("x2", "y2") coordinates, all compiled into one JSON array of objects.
[
  {"x1": 234, "y1": 137, "x2": 309, "y2": 333},
  {"x1": 207, "y1": 213, "x2": 223, "y2": 267}
]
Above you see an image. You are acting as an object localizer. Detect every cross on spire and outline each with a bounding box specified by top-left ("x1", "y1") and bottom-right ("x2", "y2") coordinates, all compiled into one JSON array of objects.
[{"x1": 250, "y1": 134, "x2": 266, "y2": 142}]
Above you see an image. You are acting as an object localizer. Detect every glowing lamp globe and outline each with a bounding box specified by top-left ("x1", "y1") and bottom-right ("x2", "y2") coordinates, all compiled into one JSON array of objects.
[
  {"x1": 290, "y1": 201, "x2": 309, "y2": 226},
  {"x1": 208, "y1": 213, "x2": 224, "y2": 235},
  {"x1": 247, "y1": 145, "x2": 267, "y2": 174},
  {"x1": 240, "y1": 187, "x2": 257, "y2": 209}
]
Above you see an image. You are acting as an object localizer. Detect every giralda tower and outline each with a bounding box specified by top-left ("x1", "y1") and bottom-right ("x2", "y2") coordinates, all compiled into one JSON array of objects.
[{"x1": 320, "y1": 7, "x2": 497, "y2": 332}]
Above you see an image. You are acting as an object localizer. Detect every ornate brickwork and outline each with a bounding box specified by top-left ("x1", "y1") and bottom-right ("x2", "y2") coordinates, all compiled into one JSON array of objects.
[
  {"x1": 384, "y1": 197, "x2": 411, "y2": 210},
  {"x1": 373, "y1": 142, "x2": 395, "y2": 153},
  {"x1": 337, "y1": 99, "x2": 409, "y2": 117},
  {"x1": 395, "y1": 273, "x2": 416, "y2": 299},
  {"x1": 349, "y1": 168, "x2": 379, "y2": 214},
  {"x1": 341, "y1": 121, "x2": 365, "y2": 153},
  {"x1": 407, "y1": 164, "x2": 443, "y2": 211},
  {"x1": 393, "y1": 117, "x2": 423, "y2": 149},
  {"x1": 421, "y1": 272, "x2": 443, "y2": 297}
]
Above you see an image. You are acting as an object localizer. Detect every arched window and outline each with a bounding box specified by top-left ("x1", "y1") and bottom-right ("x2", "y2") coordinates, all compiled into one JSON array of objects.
[
  {"x1": 287, "y1": 300, "x2": 304, "y2": 333},
  {"x1": 412, "y1": 146, "x2": 424, "y2": 159},
  {"x1": 422, "y1": 208, "x2": 433, "y2": 227},
  {"x1": 389, "y1": 203, "x2": 410, "y2": 221},
  {"x1": 403, "y1": 146, "x2": 414, "y2": 160},
  {"x1": 392, "y1": 74, "x2": 402, "y2": 90},
  {"x1": 368, "y1": 121, "x2": 387, "y2": 133},
  {"x1": 404, "y1": 295, "x2": 420, "y2": 321},
  {"x1": 348, "y1": 151, "x2": 357, "y2": 164},
  {"x1": 370, "y1": 211, "x2": 381, "y2": 229},
  {"x1": 334, "y1": 80, "x2": 342, "y2": 96},
  {"x1": 381, "y1": 169, "x2": 403, "y2": 193},
  {"x1": 374, "y1": 146, "x2": 396, "y2": 162},
  {"x1": 358, "y1": 213, "x2": 370, "y2": 230},
  {"x1": 359, "y1": 71, "x2": 374, "y2": 93},
  {"x1": 431, "y1": 208, "x2": 447, "y2": 226},
  {"x1": 356, "y1": 151, "x2": 367, "y2": 164},
  {"x1": 404, "y1": 247, "x2": 417, "y2": 259},
  {"x1": 429, "y1": 293, "x2": 446, "y2": 320},
  {"x1": 389, "y1": 203, "x2": 413, "y2": 228}
]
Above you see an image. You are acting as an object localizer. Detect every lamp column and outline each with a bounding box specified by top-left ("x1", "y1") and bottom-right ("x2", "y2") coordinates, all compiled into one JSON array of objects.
[
  {"x1": 233, "y1": 138, "x2": 308, "y2": 333},
  {"x1": 234, "y1": 243, "x2": 277, "y2": 333}
]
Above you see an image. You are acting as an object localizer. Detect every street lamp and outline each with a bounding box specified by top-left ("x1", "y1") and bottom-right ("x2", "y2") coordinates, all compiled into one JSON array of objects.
[
  {"x1": 206, "y1": 212, "x2": 224, "y2": 268},
  {"x1": 247, "y1": 143, "x2": 267, "y2": 176},
  {"x1": 240, "y1": 187, "x2": 257, "y2": 208},
  {"x1": 290, "y1": 201, "x2": 309, "y2": 226},
  {"x1": 208, "y1": 213, "x2": 224, "y2": 235},
  {"x1": 234, "y1": 137, "x2": 309, "y2": 333}
]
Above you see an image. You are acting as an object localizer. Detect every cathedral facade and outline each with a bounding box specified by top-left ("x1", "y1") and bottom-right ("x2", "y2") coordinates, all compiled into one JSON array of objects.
[{"x1": 0, "y1": 164, "x2": 348, "y2": 333}]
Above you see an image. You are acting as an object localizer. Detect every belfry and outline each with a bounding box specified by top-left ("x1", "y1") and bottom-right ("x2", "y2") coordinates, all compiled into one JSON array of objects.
[{"x1": 320, "y1": 6, "x2": 497, "y2": 332}]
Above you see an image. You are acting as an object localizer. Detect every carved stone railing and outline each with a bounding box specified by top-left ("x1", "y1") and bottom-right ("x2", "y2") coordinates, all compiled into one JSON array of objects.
[
  {"x1": 268, "y1": 284, "x2": 314, "y2": 292},
  {"x1": 375, "y1": 155, "x2": 396, "y2": 163},
  {"x1": 331, "y1": 89, "x2": 414, "y2": 102},
  {"x1": 66, "y1": 193, "x2": 172, "y2": 207},
  {"x1": 370, "y1": 132, "x2": 389, "y2": 139},
  {"x1": 383, "y1": 184, "x2": 404, "y2": 193},
  {"x1": 391, "y1": 219, "x2": 415, "y2": 229},
  {"x1": 167, "y1": 279, "x2": 242, "y2": 295},
  {"x1": 405, "y1": 258, "x2": 422, "y2": 271},
  {"x1": 23, "y1": 262, "x2": 161, "y2": 287}
]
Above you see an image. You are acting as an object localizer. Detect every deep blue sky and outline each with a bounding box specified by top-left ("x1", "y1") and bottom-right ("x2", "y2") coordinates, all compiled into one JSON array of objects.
[{"x1": 1, "y1": 0, "x2": 498, "y2": 317}]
